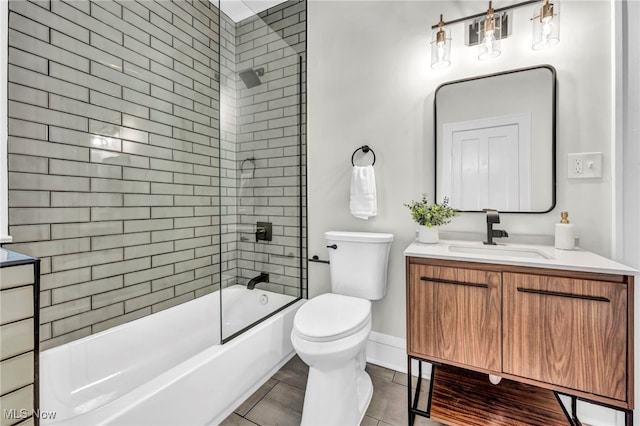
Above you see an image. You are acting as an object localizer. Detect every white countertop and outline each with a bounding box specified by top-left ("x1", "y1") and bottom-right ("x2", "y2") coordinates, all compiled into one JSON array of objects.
[{"x1": 404, "y1": 240, "x2": 637, "y2": 276}]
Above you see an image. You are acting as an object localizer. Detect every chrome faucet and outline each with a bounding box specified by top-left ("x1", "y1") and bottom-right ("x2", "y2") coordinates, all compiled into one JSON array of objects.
[
  {"x1": 247, "y1": 272, "x2": 270, "y2": 290},
  {"x1": 483, "y1": 209, "x2": 509, "y2": 245}
]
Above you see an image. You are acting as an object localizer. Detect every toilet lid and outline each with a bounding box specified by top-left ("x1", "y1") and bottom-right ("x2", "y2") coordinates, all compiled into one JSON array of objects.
[{"x1": 294, "y1": 293, "x2": 371, "y2": 341}]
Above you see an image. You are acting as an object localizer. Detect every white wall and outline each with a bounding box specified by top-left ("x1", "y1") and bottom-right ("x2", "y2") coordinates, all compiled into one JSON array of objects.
[{"x1": 308, "y1": 0, "x2": 614, "y2": 339}]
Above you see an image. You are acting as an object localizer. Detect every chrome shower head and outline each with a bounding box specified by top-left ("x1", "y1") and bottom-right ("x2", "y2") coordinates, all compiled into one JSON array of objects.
[{"x1": 239, "y1": 67, "x2": 265, "y2": 88}]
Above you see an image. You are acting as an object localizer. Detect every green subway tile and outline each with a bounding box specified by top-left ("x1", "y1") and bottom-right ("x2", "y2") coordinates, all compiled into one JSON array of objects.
[
  {"x1": 49, "y1": 159, "x2": 122, "y2": 179},
  {"x1": 90, "y1": 149, "x2": 150, "y2": 169},
  {"x1": 52, "y1": 248, "x2": 123, "y2": 272},
  {"x1": 90, "y1": 178, "x2": 150, "y2": 194},
  {"x1": 91, "y1": 257, "x2": 151, "y2": 280},
  {"x1": 123, "y1": 218, "x2": 173, "y2": 233},
  {"x1": 122, "y1": 168, "x2": 173, "y2": 184},
  {"x1": 151, "y1": 228, "x2": 194, "y2": 243},
  {"x1": 50, "y1": 63, "x2": 121, "y2": 98},
  {"x1": 49, "y1": 94, "x2": 121, "y2": 125},
  {"x1": 124, "y1": 288, "x2": 173, "y2": 313},
  {"x1": 9, "y1": 207, "x2": 90, "y2": 225},
  {"x1": 8, "y1": 154, "x2": 48, "y2": 174},
  {"x1": 124, "y1": 265, "x2": 174, "y2": 286},
  {"x1": 9, "y1": 224, "x2": 51, "y2": 242},
  {"x1": 122, "y1": 141, "x2": 172, "y2": 160},
  {"x1": 124, "y1": 242, "x2": 174, "y2": 260},
  {"x1": 40, "y1": 297, "x2": 91, "y2": 324},
  {"x1": 52, "y1": 276, "x2": 123, "y2": 304},
  {"x1": 8, "y1": 190, "x2": 50, "y2": 208},
  {"x1": 51, "y1": 192, "x2": 123, "y2": 207},
  {"x1": 91, "y1": 207, "x2": 150, "y2": 221},
  {"x1": 8, "y1": 118, "x2": 48, "y2": 140},
  {"x1": 52, "y1": 303, "x2": 124, "y2": 337},
  {"x1": 40, "y1": 267, "x2": 92, "y2": 291},
  {"x1": 9, "y1": 238, "x2": 90, "y2": 258},
  {"x1": 123, "y1": 194, "x2": 173, "y2": 207},
  {"x1": 10, "y1": 27, "x2": 89, "y2": 72},
  {"x1": 9, "y1": 137, "x2": 89, "y2": 162},
  {"x1": 152, "y1": 249, "x2": 194, "y2": 267},
  {"x1": 51, "y1": 221, "x2": 123, "y2": 239},
  {"x1": 91, "y1": 232, "x2": 151, "y2": 251},
  {"x1": 8, "y1": 47, "x2": 48, "y2": 75}
]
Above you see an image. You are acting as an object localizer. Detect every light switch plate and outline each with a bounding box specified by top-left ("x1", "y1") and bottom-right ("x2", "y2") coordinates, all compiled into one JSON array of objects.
[{"x1": 568, "y1": 152, "x2": 603, "y2": 179}]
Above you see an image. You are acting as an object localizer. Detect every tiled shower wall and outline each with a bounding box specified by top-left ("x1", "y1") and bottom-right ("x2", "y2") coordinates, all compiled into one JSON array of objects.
[
  {"x1": 5, "y1": 0, "x2": 223, "y2": 350},
  {"x1": 233, "y1": 2, "x2": 307, "y2": 296},
  {"x1": 218, "y1": 1, "x2": 307, "y2": 295},
  {"x1": 3, "y1": 0, "x2": 306, "y2": 350}
]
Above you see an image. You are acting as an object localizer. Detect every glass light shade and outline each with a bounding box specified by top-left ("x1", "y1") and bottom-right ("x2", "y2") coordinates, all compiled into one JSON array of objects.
[
  {"x1": 478, "y1": 15, "x2": 501, "y2": 60},
  {"x1": 532, "y1": 0, "x2": 560, "y2": 50},
  {"x1": 431, "y1": 29, "x2": 451, "y2": 69}
]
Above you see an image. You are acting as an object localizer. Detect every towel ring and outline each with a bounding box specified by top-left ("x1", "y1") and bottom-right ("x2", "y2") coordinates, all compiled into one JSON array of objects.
[{"x1": 351, "y1": 145, "x2": 376, "y2": 166}]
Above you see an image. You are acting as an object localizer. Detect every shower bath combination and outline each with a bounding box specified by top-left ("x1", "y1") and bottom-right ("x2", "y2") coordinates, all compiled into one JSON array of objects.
[{"x1": 25, "y1": 0, "x2": 307, "y2": 423}]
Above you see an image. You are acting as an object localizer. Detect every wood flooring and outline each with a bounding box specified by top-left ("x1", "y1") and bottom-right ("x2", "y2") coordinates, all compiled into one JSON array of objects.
[{"x1": 429, "y1": 364, "x2": 569, "y2": 426}]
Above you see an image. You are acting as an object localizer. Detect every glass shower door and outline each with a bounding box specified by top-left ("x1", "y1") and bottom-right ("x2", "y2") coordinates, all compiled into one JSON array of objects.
[{"x1": 218, "y1": 0, "x2": 306, "y2": 342}]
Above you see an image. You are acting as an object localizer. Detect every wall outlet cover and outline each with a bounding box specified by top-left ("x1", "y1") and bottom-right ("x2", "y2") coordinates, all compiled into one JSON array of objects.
[{"x1": 568, "y1": 152, "x2": 603, "y2": 179}]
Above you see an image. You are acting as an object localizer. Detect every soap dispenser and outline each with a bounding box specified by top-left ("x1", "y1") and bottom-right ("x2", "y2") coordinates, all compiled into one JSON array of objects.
[{"x1": 555, "y1": 211, "x2": 575, "y2": 250}]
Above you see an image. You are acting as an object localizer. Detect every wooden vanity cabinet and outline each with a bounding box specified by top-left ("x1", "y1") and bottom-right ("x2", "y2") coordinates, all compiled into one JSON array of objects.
[
  {"x1": 406, "y1": 256, "x2": 634, "y2": 411},
  {"x1": 503, "y1": 272, "x2": 629, "y2": 403},
  {"x1": 408, "y1": 262, "x2": 501, "y2": 372}
]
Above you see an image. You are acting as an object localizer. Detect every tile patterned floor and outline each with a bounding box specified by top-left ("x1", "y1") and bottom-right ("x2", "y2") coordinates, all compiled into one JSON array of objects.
[{"x1": 220, "y1": 356, "x2": 443, "y2": 426}]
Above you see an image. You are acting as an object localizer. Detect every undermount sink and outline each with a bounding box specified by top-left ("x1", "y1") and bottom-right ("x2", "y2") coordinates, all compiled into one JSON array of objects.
[{"x1": 448, "y1": 244, "x2": 552, "y2": 259}]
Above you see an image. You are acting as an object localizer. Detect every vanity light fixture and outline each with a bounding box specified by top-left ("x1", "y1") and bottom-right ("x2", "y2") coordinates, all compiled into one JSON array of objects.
[
  {"x1": 431, "y1": 15, "x2": 451, "y2": 69},
  {"x1": 429, "y1": 0, "x2": 560, "y2": 69},
  {"x1": 532, "y1": 0, "x2": 560, "y2": 50},
  {"x1": 478, "y1": 1, "x2": 501, "y2": 60}
]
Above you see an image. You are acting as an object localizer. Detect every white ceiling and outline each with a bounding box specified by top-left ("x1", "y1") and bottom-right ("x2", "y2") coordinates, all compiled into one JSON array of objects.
[{"x1": 219, "y1": 0, "x2": 289, "y2": 22}]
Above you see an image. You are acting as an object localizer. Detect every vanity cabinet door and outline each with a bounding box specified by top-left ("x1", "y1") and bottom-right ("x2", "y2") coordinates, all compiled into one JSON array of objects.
[
  {"x1": 503, "y1": 272, "x2": 628, "y2": 402},
  {"x1": 408, "y1": 264, "x2": 502, "y2": 372}
]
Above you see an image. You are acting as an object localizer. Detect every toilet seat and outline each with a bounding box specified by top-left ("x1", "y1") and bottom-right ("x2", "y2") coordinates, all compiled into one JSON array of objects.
[{"x1": 294, "y1": 293, "x2": 371, "y2": 342}]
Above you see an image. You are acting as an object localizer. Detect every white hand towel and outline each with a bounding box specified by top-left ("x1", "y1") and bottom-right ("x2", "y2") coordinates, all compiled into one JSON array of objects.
[{"x1": 350, "y1": 165, "x2": 377, "y2": 220}]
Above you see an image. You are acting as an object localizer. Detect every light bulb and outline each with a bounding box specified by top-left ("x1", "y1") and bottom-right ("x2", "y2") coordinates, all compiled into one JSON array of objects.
[
  {"x1": 484, "y1": 31, "x2": 495, "y2": 52},
  {"x1": 437, "y1": 41, "x2": 445, "y2": 61},
  {"x1": 478, "y1": 2, "x2": 501, "y2": 60},
  {"x1": 532, "y1": 0, "x2": 560, "y2": 50},
  {"x1": 430, "y1": 14, "x2": 451, "y2": 69}
]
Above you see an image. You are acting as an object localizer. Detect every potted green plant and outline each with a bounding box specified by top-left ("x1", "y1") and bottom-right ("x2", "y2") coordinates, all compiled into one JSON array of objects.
[{"x1": 404, "y1": 194, "x2": 456, "y2": 243}]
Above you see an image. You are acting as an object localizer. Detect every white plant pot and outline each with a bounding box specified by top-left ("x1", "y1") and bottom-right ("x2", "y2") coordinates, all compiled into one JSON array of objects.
[{"x1": 417, "y1": 226, "x2": 439, "y2": 244}]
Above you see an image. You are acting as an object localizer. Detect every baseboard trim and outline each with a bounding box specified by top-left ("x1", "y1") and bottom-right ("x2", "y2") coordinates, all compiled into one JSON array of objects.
[{"x1": 365, "y1": 331, "x2": 432, "y2": 377}]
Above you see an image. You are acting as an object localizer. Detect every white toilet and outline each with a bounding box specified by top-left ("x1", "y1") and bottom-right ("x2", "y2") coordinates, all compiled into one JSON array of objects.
[{"x1": 291, "y1": 231, "x2": 394, "y2": 426}]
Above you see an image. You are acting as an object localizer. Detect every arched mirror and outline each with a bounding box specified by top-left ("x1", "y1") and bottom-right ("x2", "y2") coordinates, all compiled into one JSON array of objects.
[{"x1": 435, "y1": 65, "x2": 556, "y2": 213}]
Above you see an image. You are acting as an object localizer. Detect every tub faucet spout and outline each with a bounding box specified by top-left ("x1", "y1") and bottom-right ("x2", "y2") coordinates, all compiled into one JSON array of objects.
[{"x1": 247, "y1": 272, "x2": 270, "y2": 290}]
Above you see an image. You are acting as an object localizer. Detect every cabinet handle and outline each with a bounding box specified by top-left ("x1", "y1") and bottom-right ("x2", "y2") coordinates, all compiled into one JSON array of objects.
[
  {"x1": 420, "y1": 277, "x2": 489, "y2": 289},
  {"x1": 516, "y1": 287, "x2": 610, "y2": 303}
]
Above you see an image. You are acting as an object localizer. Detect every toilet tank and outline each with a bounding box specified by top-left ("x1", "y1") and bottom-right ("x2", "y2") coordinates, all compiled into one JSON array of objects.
[{"x1": 325, "y1": 231, "x2": 394, "y2": 300}]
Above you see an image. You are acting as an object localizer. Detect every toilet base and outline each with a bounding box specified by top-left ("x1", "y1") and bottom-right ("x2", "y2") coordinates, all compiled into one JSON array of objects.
[{"x1": 300, "y1": 359, "x2": 373, "y2": 426}]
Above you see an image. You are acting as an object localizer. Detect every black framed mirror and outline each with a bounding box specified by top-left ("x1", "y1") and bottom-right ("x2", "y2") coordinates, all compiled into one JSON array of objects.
[{"x1": 435, "y1": 65, "x2": 556, "y2": 213}]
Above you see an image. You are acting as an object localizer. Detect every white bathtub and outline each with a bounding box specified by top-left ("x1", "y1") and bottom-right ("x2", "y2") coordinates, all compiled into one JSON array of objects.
[{"x1": 40, "y1": 285, "x2": 304, "y2": 425}]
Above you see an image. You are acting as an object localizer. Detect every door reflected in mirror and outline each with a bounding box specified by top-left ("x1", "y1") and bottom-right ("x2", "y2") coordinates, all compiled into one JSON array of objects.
[{"x1": 435, "y1": 66, "x2": 556, "y2": 213}]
